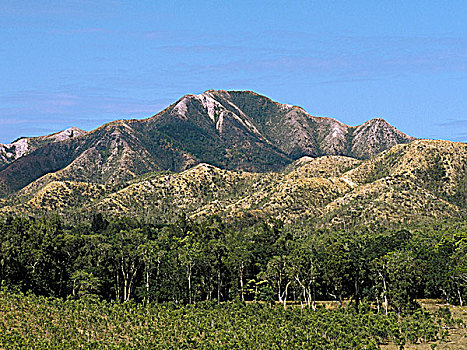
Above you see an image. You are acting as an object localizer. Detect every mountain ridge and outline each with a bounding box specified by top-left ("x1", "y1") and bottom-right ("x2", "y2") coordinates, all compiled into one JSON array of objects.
[
  {"x1": 0, "y1": 90, "x2": 415, "y2": 198},
  {"x1": 2, "y1": 139, "x2": 466, "y2": 230},
  {"x1": 0, "y1": 127, "x2": 86, "y2": 169}
]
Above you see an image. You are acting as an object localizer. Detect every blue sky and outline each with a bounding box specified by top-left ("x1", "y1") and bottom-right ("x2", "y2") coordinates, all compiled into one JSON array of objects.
[{"x1": 1, "y1": 0, "x2": 466, "y2": 143}]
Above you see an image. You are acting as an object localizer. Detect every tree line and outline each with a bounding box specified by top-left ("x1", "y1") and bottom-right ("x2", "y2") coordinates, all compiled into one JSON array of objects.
[{"x1": 0, "y1": 214, "x2": 465, "y2": 313}]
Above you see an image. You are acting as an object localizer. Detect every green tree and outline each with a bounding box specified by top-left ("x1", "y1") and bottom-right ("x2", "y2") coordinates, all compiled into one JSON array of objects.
[
  {"x1": 178, "y1": 230, "x2": 202, "y2": 304},
  {"x1": 322, "y1": 238, "x2": 352, "y2": 306},
  {"x1": 71, "y1": 270, "x2": 101, "y2": 300},
  {"x1": 372, "y1": 250, "x2": 422, "y2": 314},
  {"x1": 224, "y1": 229, "x2": 253, "y2": 301},
  {"x1": 450, "y1": 235, "x2": 467, "y2": 305},
  {"x1": 288, "y1": 237, "x2": 319, "y2": 308},
  {"x1": 110, "y1": 228, "x2": 146, "y2": 301}
]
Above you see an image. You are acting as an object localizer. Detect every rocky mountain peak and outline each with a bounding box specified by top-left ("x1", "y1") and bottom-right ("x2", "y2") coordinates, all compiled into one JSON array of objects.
[
  {"x1": 0, "y1": 90, "x2": 417, "y2": 197},
  {"x1": 351, "y1": 117, "x2": 415, "y2": 159},
  {"x1": 48, "y1": 127, "x2": 86, "y2": 141},
  {"x1": 0, "y1": 126, "x2": 87, "y2": 169}
]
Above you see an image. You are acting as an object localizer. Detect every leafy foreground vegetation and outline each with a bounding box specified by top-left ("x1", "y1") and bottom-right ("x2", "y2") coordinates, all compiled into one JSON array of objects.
[
  {"x1": 0, "y1": 291, "x2": 462, "y2": 349},
  {"x1": 1, "y1": 215, "x2": 466, "y2": 310},
  {"x1": 0, "y1": 214, "x2": 466, "y2": 348}
]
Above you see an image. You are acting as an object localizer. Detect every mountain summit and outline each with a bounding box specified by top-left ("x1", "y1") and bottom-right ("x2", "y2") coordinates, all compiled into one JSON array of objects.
[
  {"x1": 0, "y1": 90, "x2": 414, "y2": 197},
  {"x1": 0, "y1": 127, "x2": 86, "y2": 168}
]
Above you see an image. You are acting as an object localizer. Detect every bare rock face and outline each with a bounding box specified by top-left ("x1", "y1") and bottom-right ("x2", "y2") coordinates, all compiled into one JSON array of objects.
[
  {"x1": 0, "y1": 138, "x2": 30, "y2": 166},
  {"x1": 44, "y1": 127, "x2": 87, "y2": 142},
  {"x1": 0, "y1": 127, "x2": 86, "y2": 169},
  {"x1": 178, "y1": 90, "x2": 414, "y2": 160},
  {"x1": 0, "y1": 90, "x2": 415, "y2": 197},
  {"x1": 350, "y1": 118, "x2": 416, "y2": 159}
]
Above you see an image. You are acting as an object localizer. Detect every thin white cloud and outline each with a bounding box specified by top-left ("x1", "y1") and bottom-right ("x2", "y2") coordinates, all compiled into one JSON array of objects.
[{"x1": 437, "y1": 120, "x2": 467, "y2": 128}]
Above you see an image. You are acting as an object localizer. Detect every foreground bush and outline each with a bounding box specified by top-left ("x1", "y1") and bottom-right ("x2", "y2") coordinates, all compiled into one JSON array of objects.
[{"x1": 0, "y1": 292, "x2": 451, "y2": 349}]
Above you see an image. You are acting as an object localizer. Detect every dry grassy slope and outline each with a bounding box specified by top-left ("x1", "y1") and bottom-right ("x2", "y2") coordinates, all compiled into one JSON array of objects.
[
  {"x1": 346, "y1": 140, "x2": 467, "y2": 197},
  {"x1": 206, "y1": 176, "x2": 351, "y2": 222},
  {"x1": 91, "y1": 163, "x2": 275, "y2": 216},
  {"x1": 285, "y1": 155, "x2": 361, "y2": 177},
  {"x1": 26, "y1": 181, "x2": 109, "y2": 211},
  {"x1": 83, "y1": 155, "x2": 359, "y2": 221},
  {"x1": 313, "y1": 139, "x2": 467, "y2": 227},
  {"x1": 202, "y1": 156, "x2": 359, "y2": 221},
  {"x1": 1, "y1": 139, "x2": 465, "y2": 228},
  {"x1": 0, "y1": 181, "x2": 110, "y2": 216},
  {"x1": 320, "y1": 177, "x2": 461, "y2": 228}
]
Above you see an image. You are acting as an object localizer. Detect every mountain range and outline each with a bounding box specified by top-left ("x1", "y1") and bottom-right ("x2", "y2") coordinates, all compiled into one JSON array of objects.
[
  {"x1": 0, "y1": 90, "x2": 413, "y2": 195},
  {"x1": 2, "y1": 90, "x2": 464, "y2": 228}
]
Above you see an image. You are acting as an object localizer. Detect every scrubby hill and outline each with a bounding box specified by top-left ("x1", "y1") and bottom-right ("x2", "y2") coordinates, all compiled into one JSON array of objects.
[{"x1": 3, "y1": 140, "x2": 466, "y2": 228}]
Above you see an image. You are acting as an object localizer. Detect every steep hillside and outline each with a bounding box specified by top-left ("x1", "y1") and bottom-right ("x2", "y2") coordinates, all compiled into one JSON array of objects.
[
  {"x1": 0, "y1": 122, "x2": 163, "y2": 196},
  {"x1": 3, "y1": 164, "x2": 275, "y2": 219},
  {"x1": 285, "y1": 155, "x2": 361, "y2": 177},
  {"x1": 320, "y1": 176, "x2": 461, "y2": 228},
  {"x1": 224, "y1": 90, "x2": 415, "y2": 158},
  {"x1": 3, "y1": 140, "x2": 464, "y2": 229},
  {"x1": 93, "y1": 164, "x2": 271, "y2": 217},
  {"x1": 137, "y1": 91, "x2": 291, "y2": 172},
  {"x1": 0, "y1": 90, "x2": 414, "y2": 197},
  {"x1": 0, "y1": 127, "x2": 86, "y2": 169},
  {"x1": 349, "y1": 118, "x2": 415, "y2": 159},
  {"x1": 345, "y1": 140, "x2": 467, "y2": 205}
]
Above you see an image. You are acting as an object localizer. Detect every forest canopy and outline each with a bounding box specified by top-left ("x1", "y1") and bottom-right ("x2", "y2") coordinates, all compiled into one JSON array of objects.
[{"x1": 0, "y1": 214, "x2": 465, "y2": 314}]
